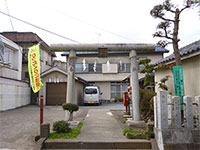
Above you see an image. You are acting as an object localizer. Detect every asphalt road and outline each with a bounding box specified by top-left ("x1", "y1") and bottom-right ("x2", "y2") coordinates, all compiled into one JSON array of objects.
[{"x1": 0, "y1": 103, "x2": 124, "y2": 150}]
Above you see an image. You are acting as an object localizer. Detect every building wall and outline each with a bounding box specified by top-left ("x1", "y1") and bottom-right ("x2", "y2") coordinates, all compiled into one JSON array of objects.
[
  {"x1": 76, "y1": 73, "x2": 130, "y2": 82},
  {"x1": 138, "y1": 53, "x2": 163, "y2": 64},
  {"x1": 21, "y1": 49, "x2": 52, "y2": 81},
  {"x1": 22, "y1": 64, "x2": 28, "y2": 80},
  {"x1": 155, "y1": 53, "x2": 200, "y2": 100},
  {"x1": 0, "y1": 67, "x2": 20, "y2": 80},
  {"x1": 41, "y1": 70, "x2": 84, "y2": 105},
  {"x1": 95, "y1": 82, "x2": 111, "y2": 100},
  {"x1": 0, "y1": 77, "x2": 30, "y2": 111},
  {"x1": 0, "y1": 35, "x2": 22, "y2": 80},
  {"x1": 75, "y1": 81, "x2": 84, "y2": 105},
  {"x1": 41, "y1": 49, "x2": 52, "y2": 72},
  {"x1": 41, "y1": 71, "x2": 68, "y2": 105}
]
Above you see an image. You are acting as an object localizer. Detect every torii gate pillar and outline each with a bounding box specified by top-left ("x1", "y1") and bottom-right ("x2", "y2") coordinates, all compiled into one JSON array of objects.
[
  {"x1": 130, "y1": 50, "x2": 141, "y2": 121},
  {"x1": 66, "y1": 50, "x2": 76, "y2": 104}
]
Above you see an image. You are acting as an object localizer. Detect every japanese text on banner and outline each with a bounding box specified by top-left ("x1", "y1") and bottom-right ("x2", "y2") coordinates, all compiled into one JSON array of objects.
[{"x1": 28, "y1": 44, "x2": 43, "y2": 93}]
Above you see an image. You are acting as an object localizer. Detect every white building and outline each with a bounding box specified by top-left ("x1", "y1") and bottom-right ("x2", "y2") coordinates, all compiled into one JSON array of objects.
[
  {"x1": 155, "y1": 40, "x2": 200, "y2": 99},
  {"x1": 0, "y1": 35, "x2": 30, "y2": 111}
]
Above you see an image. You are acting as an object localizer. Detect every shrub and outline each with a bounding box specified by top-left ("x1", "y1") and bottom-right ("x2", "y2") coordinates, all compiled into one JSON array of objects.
[
  {"x1": 53, "y1": 120, "x2": 71, "y2": 133},
  {"x1": 49, "y1": 122, "x2": 83, "y2": 139},
  {"x1": 123, "y1": 128, "x2": 154, "y2": 140},
  {"x1": 123, "y1": 128, "x2": 134, "y2": 136},
  {"x1": 139, "y1": 89, "x2": 156, "y2": 122},
  {"x1": 62, "y1": 103, "x2": 79, "y2": 121},
  {"x1": 62, "y1": 103, "x2": 79, "y2": 113},
  {"x1": 145, "y1": 131, "x2": 155, "y2": 140},
  {"x1": 124, "y1": 128, "x2": 146, "y2": 139}
]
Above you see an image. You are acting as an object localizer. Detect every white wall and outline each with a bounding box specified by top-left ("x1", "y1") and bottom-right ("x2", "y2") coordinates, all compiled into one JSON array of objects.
[
  {"x1": 41, "y1": 70, "x2": 68, "y2": 105},
  {"x1": 0, "y1": 77, "x2": 31, "y2": 111},
  {"x1": 0, "y1": 35, "x2": 22, "y2": 80},
  {"x1": 41, "y1": 69, "x2": 84, "y2": 105},
  {"x1": 75, "y1": 81, "x2": 84, "y2": 105},
  {"x1": 95, "y1": 82, "x2": 110, "y2": 100},
  {"x1": 155, "y1": 53, "x2": 200, "y2": 100},
  {"x1": 41, "y1": 49, "x2": 52, "y2": 72}
]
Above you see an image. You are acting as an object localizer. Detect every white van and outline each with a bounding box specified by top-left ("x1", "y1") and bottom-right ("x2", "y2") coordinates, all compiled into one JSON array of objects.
[{"x1": 84, "y1": 86, "x2": 102, "y2": 105}]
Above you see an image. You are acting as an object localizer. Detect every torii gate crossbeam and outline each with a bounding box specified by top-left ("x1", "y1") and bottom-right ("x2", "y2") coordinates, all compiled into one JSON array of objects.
[{"x1": 50, "y1": 43, "x2": 155, "y2": 123}]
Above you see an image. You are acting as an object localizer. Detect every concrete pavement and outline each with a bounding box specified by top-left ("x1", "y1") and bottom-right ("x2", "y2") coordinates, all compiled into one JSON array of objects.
[
  {"x1": 0, "y1": 105, "x2": 87, "y2": 150},
  {"x1": 77, "y1": 109, "x2": 126, "y2": 141},
  {"x1": 43, "y1": 108, "x2": 152, "y2": 149}
]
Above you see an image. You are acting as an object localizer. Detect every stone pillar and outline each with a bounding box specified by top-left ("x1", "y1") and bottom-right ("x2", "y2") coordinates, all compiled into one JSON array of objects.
[
  {"x1": 129, "y1": 50, "x2": 140, "y2": 121},
  {"x1": 154, "y1": 96, "x2": 158, "y2": 128},
  {"x1": 67, "y1": 50, "x2": 76, "y2": 104},
  {"x1": 184, "y1": 96, "x2": 194, "y2": 128},
  {"x1": 173, "y1": 96, "x2": 181, "y2": 128},
  {"x1": 168, "y1": 95, "x2": 173, "y2": 127},
  {"x1": 157, "y1": 91, "x2": 168, "y2": 129},
  {"x1": 195, "y1": 96, "x2": 200, "y2": 127},
  {"x1": 40, "y1": 123, "x2": 50, "y2": 138}
]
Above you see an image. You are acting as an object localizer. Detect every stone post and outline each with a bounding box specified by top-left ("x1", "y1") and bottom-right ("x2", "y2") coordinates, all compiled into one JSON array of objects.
[
  {"x1": 67, "y1": 50, "x2": 76, "y2": 104},
  {"x1": 129, "y1": 50, "x2": 140, "y2": 121},
  {"x1": 157, "y1": 91, "x2": 168, "y2": 129},
  {"x1": 173, "y1": 96, "x2": 181, "y2": 128},
  {"x1": 195, "y1": 96, "x2": 200, "y2": 127},
  {"x1": 168, "y1": 95, "x2": 173, "y2": 127},
  {"x1": 184, "y1": 96, "x2": 194, "y2": 128},
  {"x1": 154, "y1": 96, "x2": 158, "y2": 128},
  {"x1": 40, "y1": 123, "x2": 50, "y2": 138}
]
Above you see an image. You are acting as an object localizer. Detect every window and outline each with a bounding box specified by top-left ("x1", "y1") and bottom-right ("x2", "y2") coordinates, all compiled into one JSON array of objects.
[
  {"x1": 110, "y1": 82, "x2": 128, "y2": 100},
  {"x1": 75, "y1": 63, "x2": 102, "y2": 73},
  {"x1": 85, "y1": 88, "x2": 97, "y2": 94},
  {"x1": 75, "y1": 64, "x2": 89, "y2": 73},
  {"x1": 118, "y1": 64, "x2": 130, "y2": 73},
  {"x1": 40, "y1": 49, "x2": 44, "y2": 61},
  {"x1": 89, "y1": 64, "x2": 102, "y2": 73},
  {"x1": 4, "y1": 47, "x2": 13, "y2": 66}
]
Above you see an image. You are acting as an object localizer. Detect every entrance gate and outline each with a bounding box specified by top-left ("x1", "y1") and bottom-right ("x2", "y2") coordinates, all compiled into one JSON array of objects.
[{"x1": 50, "y1": 43, "x2": 155, "y2": 122}]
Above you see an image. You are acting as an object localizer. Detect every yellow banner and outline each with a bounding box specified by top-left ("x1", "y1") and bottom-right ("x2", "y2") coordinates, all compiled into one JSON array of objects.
[{"x1": 28, "y1": 44, "x2": 43, "y2": 93}]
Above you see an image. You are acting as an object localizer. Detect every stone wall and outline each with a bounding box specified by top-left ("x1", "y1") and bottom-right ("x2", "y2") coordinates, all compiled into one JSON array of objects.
[{"x1": 154, "y1": 91, "x2": 200, "y2": 150}]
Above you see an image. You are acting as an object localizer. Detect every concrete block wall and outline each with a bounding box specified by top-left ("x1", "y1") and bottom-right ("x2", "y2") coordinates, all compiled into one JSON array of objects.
[{"x1": 0, "y1": 80, "x2": 31, "y2": 111}]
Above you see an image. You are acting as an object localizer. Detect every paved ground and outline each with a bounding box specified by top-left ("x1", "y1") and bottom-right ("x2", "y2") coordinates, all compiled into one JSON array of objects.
[
  {"x1": 77, "y1": 109, "x2": 127, "y2": 141},
  {"x1": 0, "y1": 103, "x2": 125, "y2": 150}
]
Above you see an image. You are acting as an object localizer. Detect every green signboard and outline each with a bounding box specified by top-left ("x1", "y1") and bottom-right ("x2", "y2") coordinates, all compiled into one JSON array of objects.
[{"x1": 173, "y1": 66, "x2": 185, "y2": 110}]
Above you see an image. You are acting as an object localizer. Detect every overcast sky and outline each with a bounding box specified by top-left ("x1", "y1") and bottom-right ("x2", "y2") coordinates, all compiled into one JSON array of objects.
[{"x1": 0, "y1": 0, "x2": 200, "y2": 61}]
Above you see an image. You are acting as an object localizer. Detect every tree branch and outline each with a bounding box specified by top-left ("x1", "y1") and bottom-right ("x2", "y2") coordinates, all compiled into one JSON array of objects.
[
  {"x1": 180, "y1": 5, "x2": 190, "y2": 13},
  {"x1": 155, "y1": 34, "x2": 173, "y2": 40},
  {"x1": 158, "y1": 16, "x2": 175, "y2": 22}
]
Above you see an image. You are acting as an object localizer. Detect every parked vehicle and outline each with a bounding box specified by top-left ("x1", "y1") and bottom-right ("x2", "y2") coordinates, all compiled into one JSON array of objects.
[{"x1": 84, "y1": 86, "x2": 102, "y2": 105}]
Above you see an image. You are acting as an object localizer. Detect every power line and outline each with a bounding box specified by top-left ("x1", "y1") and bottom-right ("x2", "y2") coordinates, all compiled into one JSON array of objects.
[
  {"x1": 4, "y1": 0, "x2": 14, "y2": 31},
  {"x1": 0, "y1": 11, "x2": 81, "y2": 44},
  {"x1": 51, "y1": 9, "x2": 135, "y2": 42}
]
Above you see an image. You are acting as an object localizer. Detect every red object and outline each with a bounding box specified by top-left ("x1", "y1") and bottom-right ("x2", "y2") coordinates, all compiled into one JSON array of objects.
[
  {"x1": 40, "y1": 95, "x2": 43, "y2": 125},
  {"x1": 123, "y1": 92, "x2": 129, "y2": 107}
]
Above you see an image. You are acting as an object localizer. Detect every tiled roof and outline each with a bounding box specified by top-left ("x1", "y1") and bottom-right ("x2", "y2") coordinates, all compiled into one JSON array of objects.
[{"x1": 155, "y1": 40, "x2": 200, "y2": 64}]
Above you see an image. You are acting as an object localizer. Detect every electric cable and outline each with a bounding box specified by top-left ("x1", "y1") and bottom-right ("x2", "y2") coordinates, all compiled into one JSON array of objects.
[
  {"x1": 0, "y1": 11, "x2": 81, "y2": 44},
  {"x1": 4, "y1": 0, "x2": 14, "y2": 31}
]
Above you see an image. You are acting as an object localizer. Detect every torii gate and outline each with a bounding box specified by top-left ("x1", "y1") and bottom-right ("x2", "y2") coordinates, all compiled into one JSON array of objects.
[{"x1": 51, "y1": 43, "x2": 155, "y2": 123}]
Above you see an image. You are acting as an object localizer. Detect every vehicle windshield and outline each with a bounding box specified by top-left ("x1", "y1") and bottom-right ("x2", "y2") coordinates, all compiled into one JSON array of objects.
[{"x1": 85, "y1": 88, "x2": 97, "y2": 94}]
